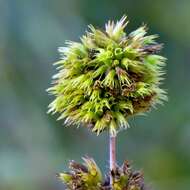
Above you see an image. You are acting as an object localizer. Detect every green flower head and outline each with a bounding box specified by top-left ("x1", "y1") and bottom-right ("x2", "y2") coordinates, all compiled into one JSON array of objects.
[{"x1": 48, "y1": 16, "x2": 167, "y2": 135}]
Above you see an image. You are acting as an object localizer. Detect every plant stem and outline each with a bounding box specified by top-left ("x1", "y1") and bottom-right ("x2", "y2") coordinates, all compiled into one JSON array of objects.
[{"x1": 110, "y1": 133, "x2": 116, "y2": 186}]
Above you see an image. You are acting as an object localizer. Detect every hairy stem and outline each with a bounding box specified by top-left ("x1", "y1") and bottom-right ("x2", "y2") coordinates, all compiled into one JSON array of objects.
[{"x1": 110, "y1": 134, "x2": 116, "y2": 186}]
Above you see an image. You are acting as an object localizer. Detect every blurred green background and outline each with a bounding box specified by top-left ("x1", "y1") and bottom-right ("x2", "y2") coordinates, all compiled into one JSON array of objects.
[{"x1": 0, "y1": 0, "x2": 190, "y2": 190}]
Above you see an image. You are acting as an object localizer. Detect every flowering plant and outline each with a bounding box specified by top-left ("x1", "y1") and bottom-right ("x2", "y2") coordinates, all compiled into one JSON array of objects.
[{"x1": 48, "y1": 16, "x2": 167, "y2": 189}]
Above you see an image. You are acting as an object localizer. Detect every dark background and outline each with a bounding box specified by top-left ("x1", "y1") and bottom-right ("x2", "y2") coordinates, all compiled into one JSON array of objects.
[{"x1": 0, "y1": 0, "x2": 190, "y2": 190}]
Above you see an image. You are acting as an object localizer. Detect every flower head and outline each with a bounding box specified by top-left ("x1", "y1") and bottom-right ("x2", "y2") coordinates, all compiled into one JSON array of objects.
[
  {"x1": 57, "y1": 157, "x2": 147, "y2": 190},
  {"x1": 57, "y1": 157, "x2": 102, "y2": 190},
  {"x1": 48, "y1": 16, "x2": 167, "y2": 135}
]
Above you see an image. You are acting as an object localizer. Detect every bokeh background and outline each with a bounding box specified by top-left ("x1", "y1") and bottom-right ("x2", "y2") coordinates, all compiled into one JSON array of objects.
[{"x1": 0, "y1": 0, "x2": 190, "y2": 190}]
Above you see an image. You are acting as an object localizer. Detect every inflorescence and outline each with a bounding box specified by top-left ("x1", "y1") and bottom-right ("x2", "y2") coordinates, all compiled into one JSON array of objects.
[
  {"x1": 48, "y1": 16, "x2": 167, "y2": 136},
  {"x1": 57, "y1": 157, "x2": 146, "y2": 190}
]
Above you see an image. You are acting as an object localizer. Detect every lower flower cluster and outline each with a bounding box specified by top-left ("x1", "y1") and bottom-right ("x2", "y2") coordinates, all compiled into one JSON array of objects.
[{"x1": 57, "y1": 157, "x2": 147, "y2": 190}]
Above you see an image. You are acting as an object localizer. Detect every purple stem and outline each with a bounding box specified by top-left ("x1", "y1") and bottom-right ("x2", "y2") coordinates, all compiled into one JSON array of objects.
[{"x1": 110, "y1": 134, "x2": 116, "y2": 186}]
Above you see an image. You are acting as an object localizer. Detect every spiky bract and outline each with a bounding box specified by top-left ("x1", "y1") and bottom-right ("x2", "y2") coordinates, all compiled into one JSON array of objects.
[
  {"x1": 48, "y1": 16, "x2": 167, "y2": 135},
  {"x1": 58, "y1": 157, "x2": 146, "y2": 190}
]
